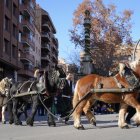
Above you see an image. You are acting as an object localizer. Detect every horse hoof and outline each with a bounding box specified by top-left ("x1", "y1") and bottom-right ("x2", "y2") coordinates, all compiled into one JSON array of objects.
[
  {"x1": 48, "y1": 122, "x2": 56, "y2": 127},
  {"x1": 122, "y1": 125, "x2": 129, "y2": 129},
  {"x1": 19, "y1": 121, "x2": 22, "y2": 125},
  {"x1": 92, "y1": 121, "x2": 96, "y2": 126},
  {"x1": 26, "y1": 118, "x2": 33, "y2": 126},
  {"x1": 14, "y1": 121, "x2": 21, "y2": 125},
  {"x1": 74, "y1": 125, "x2": 85, "y2": 130},
  {"x1": 9, "y1": 120, "x2": 14, "y2": 125},
  {"x1": 2, "y1": 121, "x2": 6, "y2": 124},
  {"x1": 136, "y1": 124, "x2": 140, "y2": 127}
]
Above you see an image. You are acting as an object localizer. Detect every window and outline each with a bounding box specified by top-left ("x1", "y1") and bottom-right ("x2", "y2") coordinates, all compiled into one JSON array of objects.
[
  {"x1": 29, "y1": 1, "x2": 34, "y2": 9},
  {"x1": 13, "y1": 3, "x2": 17, "y2": 17},
  {"x1": 19, "y1": 13, "x2": 23, "y2": 23},
  {"x1": 19, "y1": 0, "x2": 23, "y2": 5},
  {"x1": 19, "y1": 32, "x2": 22, "y2": 42},
  {"x1": 29, "y1": 16, "x2": 34, "y2": 25},
  {"x1": 4, "y1": 39, "x2": 10, "y2": 55},
  {"x1": 13, "y1": 24, "x2": 17, "y2": 39},
  {"x1": 12, "y1": 45, "x2": 17, "y2": 58},
  {"x1": 4, "y1": 16, "x2": 10, "y2": 31},
  {"x1": 29, "y1": 32, "x2": 34, "y2": 41},
  {"x1": 5, "y1": 0, "x2": 10, "y2": 9}
]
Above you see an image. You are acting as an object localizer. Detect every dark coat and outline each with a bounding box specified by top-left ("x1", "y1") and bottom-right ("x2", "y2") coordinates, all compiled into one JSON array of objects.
[{"x1": 62, "y1": 79, "x2": 73, "y2": 96}]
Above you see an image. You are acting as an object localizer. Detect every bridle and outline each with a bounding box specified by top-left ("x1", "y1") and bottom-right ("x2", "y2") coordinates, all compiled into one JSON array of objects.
[{"x1": 120, "y1": 63, "x2": 140, "y2": 90}]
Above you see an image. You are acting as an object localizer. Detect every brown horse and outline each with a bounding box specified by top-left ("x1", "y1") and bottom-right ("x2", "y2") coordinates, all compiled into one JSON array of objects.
[{"x1": 72, "y1": 59, "x2": 140, "y2": 129}]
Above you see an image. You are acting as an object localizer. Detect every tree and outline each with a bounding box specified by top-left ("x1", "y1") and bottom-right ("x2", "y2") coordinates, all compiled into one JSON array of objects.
[{"x1": 69, "y1": 0, "x2": 133, "y2": 75}]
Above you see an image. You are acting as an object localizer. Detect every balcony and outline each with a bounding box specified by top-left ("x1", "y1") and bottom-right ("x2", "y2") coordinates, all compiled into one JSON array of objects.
[
  {"x1": 42, "y1": 23, "x2": 51, "y2": 32},
  {"x1": 41, "y1": 32, "x2": 51, "y2": 42},
  {"x1": 22, "y1": 20, "x2": 34, "y2": 32},
  {"x1": 18, "y1": 69, "x2": 33, "y2": 78},
  {"x1": 22, "y1": 35, "x2": 35, "y2": 48},
  {"x1": 52, "y1": 44, "x2": 58, "y2": 52},
  {"x1": 52, "y1": 54, "x2": 58, "y2": 62},
  {"x1": 20, "y1": 52, "x2": 34, "y2": 64},
  {"x1": 21, "y1": 3, "x2": 35, "y2": 18},
  {"x1": 41, "y1": 44, "x2": 51, "y2": 52},
  {"x1": 41, "y1": 55, "x2": 50, "y2": 62}
]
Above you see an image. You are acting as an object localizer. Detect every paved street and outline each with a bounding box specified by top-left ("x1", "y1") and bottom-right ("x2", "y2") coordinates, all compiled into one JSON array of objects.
[{"x1": 0, "y1": 114, "x2": 140, "y2": 140}]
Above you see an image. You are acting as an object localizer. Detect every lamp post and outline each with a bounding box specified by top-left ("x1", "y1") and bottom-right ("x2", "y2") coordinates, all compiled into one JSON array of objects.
[
  {"x1": 84, "y1": 10, "x2": 91, "y2": 53},
  {"x1": 80, "y1": 10, "x2": 93, "y2": 75}
]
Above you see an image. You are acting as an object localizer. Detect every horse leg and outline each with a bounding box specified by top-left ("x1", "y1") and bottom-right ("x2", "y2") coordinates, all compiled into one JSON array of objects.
[
  {"x1": 23, "y1": 104, "x2": 28, "y2": 119},
  {"x1": 47, "y1": 111, "x2": 56, "y2": 127},
  {"x1": 26, "y1": 96, "x2": 38, "y2": 126},
  {"x1": 17, "y1": 103, "x2": 28, "y2": 120},
  {"x1": 127, "y1": 97, "x2": 140, "y2": 126},
  {"x1": 12, "y1": 99, "x2": 22, "y2": 125},
  {"x1": 73, "y1": 99, "x2": 87, "y2": 130},
  {"x1": 118, "y1": 103, "x2": 129, "y2": 129},
  {"x1": 2, "y1": 105, "x2": 6, "y2": 124},
  {"x1": 83, "y1": 99, "x2": 96, "y2": 126},
  {"x1": 7, "y1": 99, "x2": 14, "y2": 124}
]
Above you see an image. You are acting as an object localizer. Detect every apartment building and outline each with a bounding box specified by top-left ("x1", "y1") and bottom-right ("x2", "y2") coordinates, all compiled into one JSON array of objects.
[
  {"x1": 0, "y1": 0, "x2": 58, "y2": 81},
  {"x1": 0, "y1": 0, "x2": 22, "y2": 81},
  {"x1": 33, "y1": 27, "x2": 41, "y2": 68},
  {"x1": 35, "y1": 5, "x2": 58, "y2": 71},
  {"x1": 18, "y1": 0, "x2": 37, "y2": 81}
]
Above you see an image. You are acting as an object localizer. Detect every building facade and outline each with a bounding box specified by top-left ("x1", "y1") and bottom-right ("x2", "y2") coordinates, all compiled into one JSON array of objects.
[
  {"x1": 0, "y1": 0, "x2": 22, "y2": 81},
  {"x1": 35, "y1": 5, "x2": 58, "y2": 71},
  {"x1": 0, "y1": 0, "x2": 58, "y2": 81},
  {"x1": 18, "y1": 0, "x2": 36, "y2": 81}
]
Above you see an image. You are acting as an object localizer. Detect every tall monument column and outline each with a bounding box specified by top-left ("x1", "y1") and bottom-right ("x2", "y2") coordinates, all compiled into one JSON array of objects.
[{"x1": 81, "y1": 10, "x2": 93, "y2": 75}]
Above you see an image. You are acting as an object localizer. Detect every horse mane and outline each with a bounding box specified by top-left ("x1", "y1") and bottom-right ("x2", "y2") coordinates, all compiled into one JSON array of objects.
[
  {"x1": 34, "y1": 69, "x2": 40, "y2": 80},
  {"x1": 0, "y1": 78, "x2": 6, "y2": 93},
  {"x1": 0, "y1": 77, "x2": 12, "y2": 95}
]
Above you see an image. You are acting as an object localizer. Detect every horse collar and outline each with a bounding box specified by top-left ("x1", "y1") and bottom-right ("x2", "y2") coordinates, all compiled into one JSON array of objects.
[{"x1": 113, "y1": 76, "x2": 123, "y2": 88}]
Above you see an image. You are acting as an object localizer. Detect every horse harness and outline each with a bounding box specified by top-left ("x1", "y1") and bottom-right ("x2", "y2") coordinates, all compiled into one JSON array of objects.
[
  {"x1": 94, "y1": 63, "x2": 140, "y2": 93},
  {"x1": 115, "y1": 63, "x2": 140, "y2": 90},
  {"x1": 13, "y1": 80, "x2": 46, "y2": 98}
]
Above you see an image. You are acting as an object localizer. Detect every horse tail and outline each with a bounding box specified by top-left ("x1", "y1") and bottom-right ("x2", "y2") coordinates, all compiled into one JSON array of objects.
[{"x1": 72, "y1": 80, "x2": 80, "y2": 108}]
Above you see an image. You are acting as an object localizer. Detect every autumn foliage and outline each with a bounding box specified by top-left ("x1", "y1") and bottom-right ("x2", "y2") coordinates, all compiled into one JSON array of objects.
[{"x1": 69, "y1": 0, "x2": 133, "y2": 75}]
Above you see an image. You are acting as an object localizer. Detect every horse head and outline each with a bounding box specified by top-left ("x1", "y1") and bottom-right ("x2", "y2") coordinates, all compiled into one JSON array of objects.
[
  {"x1": 119, "y1": 60, "x2": 140, "y2": 89},
  {"x1": 47, "y1": 69, "x2": 59, "y2": 86},
  {"x1": 0, "y1": 77, "x2": 12, "y2": 96}
]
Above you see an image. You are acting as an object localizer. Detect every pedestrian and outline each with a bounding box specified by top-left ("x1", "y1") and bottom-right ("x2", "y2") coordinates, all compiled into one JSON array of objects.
[
  {"x1": 56, "y1": 72, "x2": 74, "y2": 124},
  {"x1": 101, "y1": 104, "x2": 108, "y2": 114}
]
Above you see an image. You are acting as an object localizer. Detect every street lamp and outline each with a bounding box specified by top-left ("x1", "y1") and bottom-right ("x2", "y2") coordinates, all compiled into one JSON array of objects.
[
  {"x1": 84, "y1": 10, "x2": 91, "y2": 53},
  {"x1": 80, "y1": 10, "x2": 93, "y2": 75}
]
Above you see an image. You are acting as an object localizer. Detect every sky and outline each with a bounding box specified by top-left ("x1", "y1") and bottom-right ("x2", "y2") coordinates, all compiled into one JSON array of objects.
[{"x1": 36, "y1": 0, "x2": 140, "y2": 62}]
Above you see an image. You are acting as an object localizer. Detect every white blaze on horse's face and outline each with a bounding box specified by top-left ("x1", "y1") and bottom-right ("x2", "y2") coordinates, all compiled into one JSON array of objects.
[{"x1": 119, "y1": 63, "x2": 126, "y2": 77}]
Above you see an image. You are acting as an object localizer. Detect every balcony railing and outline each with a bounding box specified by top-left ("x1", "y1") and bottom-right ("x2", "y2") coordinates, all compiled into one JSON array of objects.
[
  {"x1": 22, "y1": 35, "x2": 35, "y2": 47},
  {"x1": 22, "y1": 20, "x2": 34, "y2": 32},
  {"x1": 41, "y1": 55, "x2": 50, "y2": 62},
  {"x1": 18, "y1": 69, "x2": 33, "y2": 77},
  {"x1": 21, "y1": 3, "x2": 35, "y2": 17},
  {"x1": 41, "y1": 32, "x2": 51, "y2": 41},
  {"x1": 20, "y1": 52, "x2": 34, "y2": 64},
  {"x1": 42, "y1": 44, "x2": 51, "y2": 51}
]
